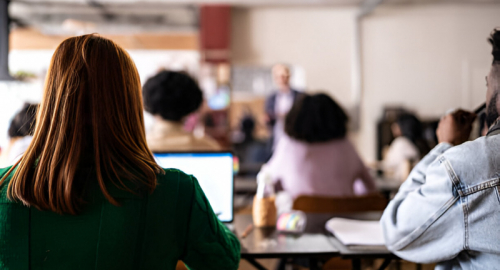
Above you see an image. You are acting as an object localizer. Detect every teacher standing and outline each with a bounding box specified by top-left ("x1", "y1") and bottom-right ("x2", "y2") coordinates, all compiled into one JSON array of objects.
[{"x1": 265, "y1": 64, "x2": 301, "y2": 151}]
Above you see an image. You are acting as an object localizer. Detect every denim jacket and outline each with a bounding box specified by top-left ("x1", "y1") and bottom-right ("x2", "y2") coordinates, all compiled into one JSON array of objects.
[{"x1": 381, "y1": 124, "x2": 500, "y2": 269}]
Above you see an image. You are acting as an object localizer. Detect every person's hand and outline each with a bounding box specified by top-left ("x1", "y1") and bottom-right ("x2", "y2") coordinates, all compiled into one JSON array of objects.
[{"x1": 437, "y1": 109, "x2": 476, "y2": 145}]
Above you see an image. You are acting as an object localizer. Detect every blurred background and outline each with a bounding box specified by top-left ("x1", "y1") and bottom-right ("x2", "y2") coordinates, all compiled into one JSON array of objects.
[{"x1": 0, "y1": 0, "x2": 499, "y2": 168}]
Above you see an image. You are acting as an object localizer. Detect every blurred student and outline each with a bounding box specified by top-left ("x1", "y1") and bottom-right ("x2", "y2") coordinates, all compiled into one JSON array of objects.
[
  {"x1": 383, "y1": 113, "x2": 429, "y2": 180},
  {"x1": 380, "y1": 29, "x2": 500, "y2": 268},
  {"x1": 0, "y1": 103, "x2": 37, "y2": 167},
  {"x1": 265, "y1": 64, "x2": 301, "y2": 150},
  {"x1": 0, "y1": 34, "x2": 240, "y2": 269},
  {"x1": 143, "y1": 71, "x2": 220, "y2": 152},
  {"x1": 265, "y1": 93, "x2": 376, "y2": 203},
  {"x1": 233, "y1": 110, "x2": 268, "y2": 166}
]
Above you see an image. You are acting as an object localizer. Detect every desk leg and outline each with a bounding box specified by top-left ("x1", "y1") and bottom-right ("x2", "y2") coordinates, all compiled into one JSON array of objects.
[
  {"x1": 377, "y1": 258, "x2": 392, "y2": 270},
  {"x1": 244, "y1": 258, "x2": 268, "y2": 270},
  {"x1": 309, "y1": 258, "x2": 320, "y2": 270},
  {"x1": 352, "y1": 259, "x2": 361, "y2": 270},
  {"x1": 276, "y1": 258, "x2": 287, "y2": 270}
]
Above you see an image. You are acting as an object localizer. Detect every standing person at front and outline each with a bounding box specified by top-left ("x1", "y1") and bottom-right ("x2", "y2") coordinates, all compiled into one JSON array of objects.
[
  {"x1": 0, "y1": 34, "x2": 240, "y2": 270},
  {"x1": 380, "y1": 29, "x2": 500, "y2": 269},
  {"x1": 265, "y1": 64, "x2": 301, "y2": 151}
]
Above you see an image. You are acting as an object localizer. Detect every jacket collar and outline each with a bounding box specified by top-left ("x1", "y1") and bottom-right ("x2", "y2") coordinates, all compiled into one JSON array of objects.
[{"x1": 487, "y1": 117, "x2": 500, "y2": 136}]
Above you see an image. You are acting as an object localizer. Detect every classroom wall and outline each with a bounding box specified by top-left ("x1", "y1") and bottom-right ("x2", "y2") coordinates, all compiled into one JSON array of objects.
[
  {"x1": 359, "y1": 3, "x2": 500, "y2": 161},
  {"x1": 231, "y1": 6, "x2": 357, "y2": 106},
  {"x1": 231, "y1": 3, "x2": 500, "y2": 162}
]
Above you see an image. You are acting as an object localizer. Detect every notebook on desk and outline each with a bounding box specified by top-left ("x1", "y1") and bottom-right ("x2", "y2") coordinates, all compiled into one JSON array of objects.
[
  {"x1": 325, "y1": 218, "x2": 386, "y2": 248},
  {"x1": 153, "y1": 151, "x2": 235, "y2": 223}
]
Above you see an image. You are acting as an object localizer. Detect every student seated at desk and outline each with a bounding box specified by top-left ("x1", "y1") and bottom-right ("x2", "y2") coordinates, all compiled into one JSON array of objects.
[
  {"x1": 0, "y1": 103, "x2": 37, "y2": 167},
  {"x1": 265, "y1": 93, "x2": 376, "y2": 209},
  {"x1": 0, "y1": 34, "x2": 239, "y2": 270},
  {"x1": 142, "y1": 70, "x2": 221, "y2": 152},
  {"x1": 380, "y1": 29, "x2": 500, "y2": 269},
  {"x1": 383, "y1": 113, "x2": 429, "y2": 181}
]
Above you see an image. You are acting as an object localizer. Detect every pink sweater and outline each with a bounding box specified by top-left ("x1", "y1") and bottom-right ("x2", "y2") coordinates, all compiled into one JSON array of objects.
[{"x1": 266, "y1": 135, "x2": 376, "y2": 199}]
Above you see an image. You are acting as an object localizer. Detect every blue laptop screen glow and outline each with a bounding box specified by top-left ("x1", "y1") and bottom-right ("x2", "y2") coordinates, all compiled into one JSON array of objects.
[{"x1": 153, "y1": 152, "x2": 234, "y2": 222}]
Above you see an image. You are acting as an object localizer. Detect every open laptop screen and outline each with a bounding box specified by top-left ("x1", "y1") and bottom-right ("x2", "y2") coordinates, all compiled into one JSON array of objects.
[{"x1": 153, "y1": 152, "x2": 234, "y2": 223}]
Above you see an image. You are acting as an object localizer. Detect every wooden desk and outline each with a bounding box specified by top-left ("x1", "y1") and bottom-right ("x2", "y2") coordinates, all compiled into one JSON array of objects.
[
  {"x1": 235, "y1": 214, "x2": 339, "y2": 270},
  {"x1": 321, "y1": 212, "x2": 397, "y2": 270},
  {"x1": 235, "y1": 214, "x2": 339, "y2": 258},
  {"x1": 235, "y1": 212, "x2": 397, "y2": 270}
]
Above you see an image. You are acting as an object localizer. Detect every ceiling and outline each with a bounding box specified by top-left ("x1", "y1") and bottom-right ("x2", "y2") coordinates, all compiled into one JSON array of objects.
[
  {"x1": 10, "y1": 0, "x2": 500, "y2": 5},
  {"x1": 8, "y1": 0, "x2": 500, "y2": 35}
]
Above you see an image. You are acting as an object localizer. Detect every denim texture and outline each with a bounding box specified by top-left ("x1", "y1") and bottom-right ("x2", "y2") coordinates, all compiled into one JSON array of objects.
[{"x1": 381, "y1": 129, "x2": 500, "y2": 269}]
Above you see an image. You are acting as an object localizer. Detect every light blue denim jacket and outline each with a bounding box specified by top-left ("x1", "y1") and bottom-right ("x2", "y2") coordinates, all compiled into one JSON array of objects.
[{"x1": 381, "y1": 127, "x2": 500, "y2": 269}]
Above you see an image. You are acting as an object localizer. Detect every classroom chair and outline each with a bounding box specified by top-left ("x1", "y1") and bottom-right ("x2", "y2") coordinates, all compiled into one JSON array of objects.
[{"x1": 292, "y1": 193, "x2": 388, "y2": 214}]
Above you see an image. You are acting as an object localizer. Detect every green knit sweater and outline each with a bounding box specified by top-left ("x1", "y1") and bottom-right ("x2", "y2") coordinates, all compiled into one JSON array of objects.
[{"x1": 0, "y1": 166, "x2": 240, "y2": 270}]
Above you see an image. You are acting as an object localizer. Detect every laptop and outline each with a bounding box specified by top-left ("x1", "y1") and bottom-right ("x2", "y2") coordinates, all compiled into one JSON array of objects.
[{"x1": 153, "y1": 151, "x2": 235, "y2": 224}]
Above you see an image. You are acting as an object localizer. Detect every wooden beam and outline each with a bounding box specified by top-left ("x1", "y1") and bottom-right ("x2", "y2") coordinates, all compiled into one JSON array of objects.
[{"x1": 10, "y1": 28, "x2": 199, "y2": 50}]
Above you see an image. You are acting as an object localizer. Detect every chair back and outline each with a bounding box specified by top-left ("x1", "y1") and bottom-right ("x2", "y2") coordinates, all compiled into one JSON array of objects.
[{"x1": 292, "y1": 194, "x2": 388, "y2": 214}]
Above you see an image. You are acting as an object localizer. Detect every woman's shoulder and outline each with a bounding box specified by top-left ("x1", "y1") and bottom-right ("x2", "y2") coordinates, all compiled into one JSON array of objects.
[
  {"x1": 191, "y1": 135, "x2": 221, "y2": 151},
  {"x1": 159, "y1": 168, "x2": 192, "y2": 179},
  {"x1": 155, "y1": 168, "x2": 197, "y2": 193},
  {"x1": 391, "y1": 136, "x2": 413, "y2": 147},
  {"x1": 0, "y1": 166, "x2": 15, "y2": 203},
  {"x1": 0, "y1": 166, "x2": 14, "y2": 176},
  {"x1": 150, "y1": 168, "x2": 200, "y2": 214},
  {"x1": 390, "y1": 137, "x2": 419, "y2": 154},
  {"x1": 158, "y1": 167, "x2": 194, "y2": 181}
]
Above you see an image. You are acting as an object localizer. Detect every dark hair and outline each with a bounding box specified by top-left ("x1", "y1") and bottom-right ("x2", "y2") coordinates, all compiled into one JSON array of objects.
[
  {"x1": 142, "y1": 70, "x2": 203, "y2": 122},
  {"x1": 285, "y1": 93, "x2": 348, "y2": 143},
  {"x1": 8, "y1": 103, "x2": 37, "y2": 138},
  {"x1": 395, "y1": 113, "x2": 430, "y2": 157},
  {"x1": 489, "y1": 28, "x2": 500, "y2": 64},
  {"x1": 396, "y1": 113, "x2": 422, "y2": 143}
]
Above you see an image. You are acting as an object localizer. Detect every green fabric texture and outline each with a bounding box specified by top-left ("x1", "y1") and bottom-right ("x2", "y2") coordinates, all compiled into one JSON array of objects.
[{"x1": 0, "y1": 166, "x2": 240, "y2": 270}]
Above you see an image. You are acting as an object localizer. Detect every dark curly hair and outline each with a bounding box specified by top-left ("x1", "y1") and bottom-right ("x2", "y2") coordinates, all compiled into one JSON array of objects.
[
  {"x1": 396, "y1": 113, "x2": 422, "y2": 143},
  {"x1": 8, "y1": 103, "x2": 38, "y2": 138},
  {"x1": 395, "y1": 113, "x2": 430, "y2": 157},
  {"x1": 285, "y1": 93, "x2": 348, "y2": 143},
  {"x1": 142, "y1": 71, "x2": 203, "y2": 122},
  {"x1": 489, "y1": 28, "x2": 500, "y2": 64}
]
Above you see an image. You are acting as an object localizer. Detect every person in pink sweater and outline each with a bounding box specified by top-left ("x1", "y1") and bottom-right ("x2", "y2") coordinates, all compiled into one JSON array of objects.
[{"x1": 265, "y1": 93, "x2": 376, "y2": 201}]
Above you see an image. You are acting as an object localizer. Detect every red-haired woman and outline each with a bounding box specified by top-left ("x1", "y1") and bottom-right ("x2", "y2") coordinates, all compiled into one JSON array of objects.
[{"x1": 0, "y1": 35, "x2": 240, "y2": 270}]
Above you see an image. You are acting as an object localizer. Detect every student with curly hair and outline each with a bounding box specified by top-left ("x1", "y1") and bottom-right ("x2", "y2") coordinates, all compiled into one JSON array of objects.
[
  {"x1": 265, "y1": 93, "x2": 376, "y2": 201},
  {"x1": 143, "y1": 71, "x2": 220, "y2": 152}
]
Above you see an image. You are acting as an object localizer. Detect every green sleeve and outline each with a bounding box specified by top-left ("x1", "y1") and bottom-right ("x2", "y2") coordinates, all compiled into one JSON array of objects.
[{"x1": 180, "y1": 175, "x2": 240, "y2": 270}]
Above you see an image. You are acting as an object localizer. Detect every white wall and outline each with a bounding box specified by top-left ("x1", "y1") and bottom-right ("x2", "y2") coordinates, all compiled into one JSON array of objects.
[
  {"x1": 231, "y1": 3, "x2": 500, "y2": 162},
  {"x1": 359, "y1": 4, "x2": 500, "y2": 161},
  {"x1": 0, "y1": 49, "x2": 199, "y2": 148},
  {"x1": 231, "y1": 6, "x2": 357, "y2": 106}
]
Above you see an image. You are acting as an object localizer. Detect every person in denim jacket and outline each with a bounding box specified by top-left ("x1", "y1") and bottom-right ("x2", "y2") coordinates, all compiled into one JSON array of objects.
[{"x1": 381, "y1": 29, "x2": 500, "y2": 269}]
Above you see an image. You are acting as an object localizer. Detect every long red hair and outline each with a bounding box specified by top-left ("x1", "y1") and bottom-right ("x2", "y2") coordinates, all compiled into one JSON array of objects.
[{"x1": 0, "y1": 34, "x2": 162, "y2": 215}]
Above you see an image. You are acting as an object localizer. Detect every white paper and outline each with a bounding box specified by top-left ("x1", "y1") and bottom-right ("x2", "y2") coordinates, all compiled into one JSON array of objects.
[{"x1": 325, "y1": 218, "x2": 385, "y2": 246}]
